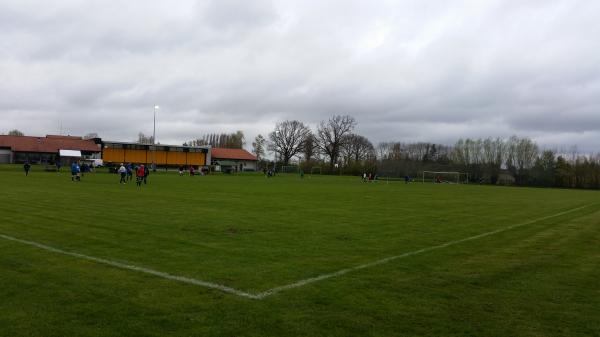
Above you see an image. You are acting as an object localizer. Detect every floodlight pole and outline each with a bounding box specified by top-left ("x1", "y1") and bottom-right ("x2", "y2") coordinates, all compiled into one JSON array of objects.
[
  {"x1": 153, "y1": 105, "x2": 159, "y2": 171},
  {"x1": 274, "y1": 130, "x2": 280, "y2": 173}
]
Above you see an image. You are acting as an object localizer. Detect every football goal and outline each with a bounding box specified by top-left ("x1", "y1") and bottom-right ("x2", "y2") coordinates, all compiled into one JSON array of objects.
[
  {"x1": 310, "y1": 167, "x2": 322, "y2": 175},
  {"x1": 281, "y1": 165, "x2": 299, "y2": 173},
  {"x1": 422, "y1": 171, "x2": 469, "y2": 184}
]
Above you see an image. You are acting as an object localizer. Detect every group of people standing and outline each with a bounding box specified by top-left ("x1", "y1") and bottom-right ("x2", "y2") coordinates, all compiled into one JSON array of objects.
[
  {"x1": 118, "y1": 163, "x2": 149, "y2": 186},
  {"x1": 178, "y1": 165, "x2": 199, "y2": 176},
  {"x1": 362, "y1": 172, "x2": 376, "y2": 182}
]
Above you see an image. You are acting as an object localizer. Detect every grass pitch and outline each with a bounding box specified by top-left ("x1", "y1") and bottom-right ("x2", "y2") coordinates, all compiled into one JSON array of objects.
[{"x1": 0, "y1": 165, "x2": 599, "y2": 336}]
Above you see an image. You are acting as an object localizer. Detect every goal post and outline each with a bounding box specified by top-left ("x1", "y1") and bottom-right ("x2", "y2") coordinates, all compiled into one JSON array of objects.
[
  {"x1": 310, "y1": 167, "x2": 321, "y2": 175},
  {"x1": 281, "y1": 165, "x2": 299, "y2": 173},
  {"x1": 422, "y1": 171, "x2": 469, "y2": 184}
]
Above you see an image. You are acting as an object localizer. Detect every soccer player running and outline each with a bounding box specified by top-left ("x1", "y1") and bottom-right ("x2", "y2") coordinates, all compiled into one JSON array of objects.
[{"x1": 118, "y1": 163, "x2": 127, "y2": 184}]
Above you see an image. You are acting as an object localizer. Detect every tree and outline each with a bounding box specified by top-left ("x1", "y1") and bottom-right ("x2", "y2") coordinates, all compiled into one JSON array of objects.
[
  {"x1": 188, "y1": 138, "x2": 208, "y2": 147},
  {"x1": 224, "y1": 130, "x2": 245, "y2": 149},
  {"x1": 376, "y1": 142, "x2": 391, "y2": 160},
  {"x1": 268, "y1": 120, "x2": 311, "y2": 165},
  {"x1": 316, "y1": 115, "x2": 357, "y2": 170},
  {"x1": 8, "y1": 129, "x2": 24, "y2": 136},
  {"x1": 83, "y1": 132, "x2": 99, "y2": 140},
  {"x1": 252, "y1": 134, "x2": 266, "y2": 161},
  {"x1": 303, "y1": 134, "x2": 316, "y2": 162},
  {"x1": 482, "y1": 137, "x2": 504, "y2": 184},
  {"x1": 341, "y1": 134, "x2": 375, "y2": 164},
  {"x1": 137, "y1": 132, "x2": 154, "y2": 144}
]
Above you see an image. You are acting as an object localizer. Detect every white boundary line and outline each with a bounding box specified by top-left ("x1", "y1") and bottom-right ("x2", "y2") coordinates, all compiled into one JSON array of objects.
[
  {"x1": 0, "y1": 234, "x2": 260, "y2": 300},
  {"x1": 0, "y1": 204, "x2": 591, "y2": 300},
  {"x1": 255, "y1": 204, "x2": 592, "y2": 298}
]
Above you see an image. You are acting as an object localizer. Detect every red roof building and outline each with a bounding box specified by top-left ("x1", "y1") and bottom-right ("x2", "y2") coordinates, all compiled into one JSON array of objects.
[
  {"x1": 210, "y1": 148, "x2": 258, "y2": 172},
  {"x1": 0, "y1": 135, "x2": 101, "y2": 164}
]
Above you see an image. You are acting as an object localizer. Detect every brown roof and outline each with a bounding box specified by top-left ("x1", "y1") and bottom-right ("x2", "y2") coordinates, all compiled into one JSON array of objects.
[
  {"x1": 211, "y1": 148, "x2": 257, "y2": 161},
  {"x1": 0, "y1": 135, "x2": 100, "y2": 153}
]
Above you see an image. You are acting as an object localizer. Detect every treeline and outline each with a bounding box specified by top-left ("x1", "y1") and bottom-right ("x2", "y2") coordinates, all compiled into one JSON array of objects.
[
  {"x1": 254, "y1": 115, "x2": 377, "y2": 175},
  {"x1": 185, "y1": 131, "x2": 245, "y2": 149},
  {"x1": 255, "y1": 116, "x2": 600, "y2": 190}
]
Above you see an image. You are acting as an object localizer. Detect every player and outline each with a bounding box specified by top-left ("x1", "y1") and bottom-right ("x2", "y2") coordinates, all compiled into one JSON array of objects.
[
  {"x1": 23, "y1": 162, "x2": 31, "y2": 176},
  {"x1": 118, "y1": 163, "x2": 127, "y2": 184},
  {"x1": 136, "y1": 164, "x2": 145, "y2": 187},
  {"x1": 71, "y1": 162, "x2": 81, "y2": 182}
]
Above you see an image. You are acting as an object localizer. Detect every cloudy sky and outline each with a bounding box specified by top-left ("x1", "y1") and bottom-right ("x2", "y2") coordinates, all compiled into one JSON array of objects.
[{"x1": 1, "y1": 0, "x2": 599, "y2": 152}]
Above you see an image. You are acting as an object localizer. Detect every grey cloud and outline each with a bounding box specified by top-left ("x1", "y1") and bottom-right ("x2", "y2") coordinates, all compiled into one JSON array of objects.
[{"x1": 1, "y1": 0, "x2": 600, "y2": 153}]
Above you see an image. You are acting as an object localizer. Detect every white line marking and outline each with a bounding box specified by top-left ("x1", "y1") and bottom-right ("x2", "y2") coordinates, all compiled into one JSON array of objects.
[
  {"x1": 0, "y1": 204, "x2": 591, "y2": 300},
  {"x1": 0, "y1": 234, "x2": 260, "y2": 299},
  {"x1": 254, "y1": 204, "x2": 592, "y2": 299}
]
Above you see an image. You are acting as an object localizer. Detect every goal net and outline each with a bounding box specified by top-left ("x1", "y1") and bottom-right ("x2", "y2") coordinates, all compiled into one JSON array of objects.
[
  {"x1": 310, "y1": 167, "x2": 321, "y2": 175},
  {"x1": 281, "y1": 165, "x2": 299, "y2": 173},
  {"x1": 422, "y1": 171, "x2": 469, "y2": 184}
]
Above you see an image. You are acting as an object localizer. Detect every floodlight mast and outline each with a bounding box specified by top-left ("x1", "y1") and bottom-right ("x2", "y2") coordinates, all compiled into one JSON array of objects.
[
  {"x1": 274, "y1": 130, "x2": 280, "y2": 172},
  {"x1": 153, "y1": 105, "x2": 159, "y2": 171}
]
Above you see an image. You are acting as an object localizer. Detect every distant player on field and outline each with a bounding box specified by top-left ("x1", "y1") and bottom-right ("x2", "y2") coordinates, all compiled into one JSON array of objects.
[
  {"x1": 143, "y1": 164, "x2": 150, "y2": 184},
  {"x1": 23, "y1": 162, "x2": 31, "y2": 176},
  {"x1": 136, "y1": 164, "x2": 145, "y2": 187},
  {"x1": 118, "y1": 163, "x2": 127, "y2": 184},
  {"x1": 71, "y1": 162, "x2": 81, "y2": 182},
  {"x1": 126, "y1": 163, "x2": 133, "y2": 181}
]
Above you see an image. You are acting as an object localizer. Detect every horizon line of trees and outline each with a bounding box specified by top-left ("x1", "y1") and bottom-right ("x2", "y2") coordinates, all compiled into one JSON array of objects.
[
  {"x1": 5, "y1": 126, "x2": 599, "y2": 189},
  {"x1": 251, "y1": 116, "x2": 600, "y2": 190}
]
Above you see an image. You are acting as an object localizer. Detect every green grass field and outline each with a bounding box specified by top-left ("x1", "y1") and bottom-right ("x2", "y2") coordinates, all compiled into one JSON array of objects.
[{"x1": 1, "y1": 165, "x2": 599, "y2": 336}]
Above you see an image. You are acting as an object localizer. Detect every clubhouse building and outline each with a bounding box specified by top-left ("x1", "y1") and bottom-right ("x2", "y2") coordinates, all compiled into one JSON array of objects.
[
  {"x1": 211, "y1": 148, "x2": 258, "y2": 172},
  {"x1": 0, "y1": 134, "x2": 261, "y2": 172},
  {"x1": 0, "y1": 135, "x2": 101, "y2": 164}
]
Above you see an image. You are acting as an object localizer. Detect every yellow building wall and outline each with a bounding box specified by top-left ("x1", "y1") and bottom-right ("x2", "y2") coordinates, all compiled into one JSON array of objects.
[
  {"x1": 124, "y1": 150, "x2": 147, "y2": 164},
  {"x1": 187, "y1": 152, "x2": 206, "y2": 166},
  {"x1": 151, "y1": 151, "x2": 167, "y2": 165},
  {"x1": 103, "y1": 148, "x2": 125, "y2": 163},
  {"x1": 103, "y1": 146, "x2": 205, "y2": 166},
  {"x1": 166, "y1": 152, "x2": 187, "y2": 165}
]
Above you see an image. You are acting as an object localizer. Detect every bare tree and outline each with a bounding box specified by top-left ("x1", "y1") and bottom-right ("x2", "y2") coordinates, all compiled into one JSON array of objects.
[
  {"x1": 137, "y1": 132, "x2": 154, "y2": 144},
  {"x1": 224, "y1": 130, "x2": 245, "y2": 149},
  {"x1": 268, "y1": 120, "x2": 311, "y2": 165},
  {"x1": 377, "y1": 142, "x2": 391, "y2": 160},
  {"x1": 341, "y1": 134, "x2": 375, "y2": 164},
  {"x1": 252, "y1": 134, "x2": 266, "y2": 161},
  {"x1": 303, "y1": 134, "x2": 316, "y2": 162},
  {"x1": 83, "y1": 132, "x2": 98, "y2": 140},
  {"x1": 482, "y1": 137, "x2": 504, "y2": 183},
  {"x1": 316, "y1": 115, "x2": 357, "y2": 170},
  {"x1": 187, "y1": 138, "x2": 208, "y2": 147}
]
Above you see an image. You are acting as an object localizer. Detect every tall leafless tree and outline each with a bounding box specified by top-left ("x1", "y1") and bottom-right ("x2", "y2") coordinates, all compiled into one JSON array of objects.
[
  {"x1": 268, "y1": 120, "x2": 311, "y2": 165},
  {"x1": 252, "y1": 134, "x2": 266, "y2": 161},
  {"x1": 137, "y1": 132, "x2": 154, "y2": 144},
  {"x1": 303, "y1": 134, "x2": 316, "y2": 162},
  {"x1": 316, "y1": 115, "x2": 357, "y2": 170},
  {"x1": 341, "y1": 134, "x2": 375, "y2": 164}
]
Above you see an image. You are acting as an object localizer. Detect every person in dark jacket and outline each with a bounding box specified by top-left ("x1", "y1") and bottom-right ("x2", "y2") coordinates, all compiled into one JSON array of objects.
[
  {"x1": 126, "y1": 163, "x2": 133, "y2": 181},
  {"x1": 23, "y1": 162, "x2": 31, "y2": 176},
  {"x1": 143, "y1": 164, "x2": 149, "y2": 184}
]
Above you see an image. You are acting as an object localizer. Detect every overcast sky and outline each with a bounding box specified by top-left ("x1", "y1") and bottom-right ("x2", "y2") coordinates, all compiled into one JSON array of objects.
[{"x1": 1, "y1": 0, "x2": 599, "y2": 152}]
